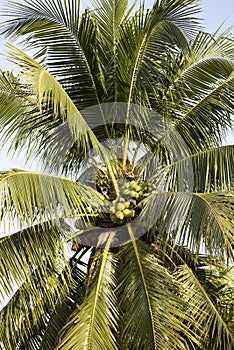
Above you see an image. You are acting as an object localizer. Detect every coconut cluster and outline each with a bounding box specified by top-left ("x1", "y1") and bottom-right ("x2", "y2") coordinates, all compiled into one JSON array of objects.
[
  {"x1": 104, "y1": 179, "x2": 148, "y2": 225},
  {"x1": 83, "y1": 178, "x2": 157, "y2": 229}
]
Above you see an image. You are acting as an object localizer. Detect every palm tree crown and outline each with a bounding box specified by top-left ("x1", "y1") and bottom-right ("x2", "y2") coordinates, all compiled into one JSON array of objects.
[{"x1": 0, "y1": 0, "x2": 234, "y2": 349}]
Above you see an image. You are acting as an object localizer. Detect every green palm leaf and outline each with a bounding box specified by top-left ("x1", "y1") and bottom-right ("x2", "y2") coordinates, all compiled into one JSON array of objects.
[
  {"x1": 117, "y1": 235, "x2": 202, "y2": 349},
  {"x1": 149, "y1": 144, "x2": 234, "y2": 192},
  {"x1": 92, "y1": 0, "x2": 129, "y2": 101},
  {"x1": 1, "y1": 0, "x2": 101, "y2": 108},
  {"x1": 191, "y1": 29, "x2": 234, "y2": 61},
  {"x1": 22, "y1": 263, "x2": 86, "y2": 350},
  {"x1": 116, "y1": 0, "x2": 200, "y2": 104},
  {"x1": 57, "y1": 234, "x2": 119, "y2": 350},
  {"x1": 0, "y1": 169, "x2": 104, "y2": 227},
  {"x1": 0, "y1": 223, "x2": 70, "y2": 350},
  {"x1": 163, "y1": 31, "x2": 234, "y2": 149},
  {"x1": 0, "y1": 71, "x2": 35, "y2": 154},
  {"x1": 0, "y1": 48, "x2": 101, "y2": 169},
  {"x1": 173, "y1": 264, "x2": 234, "y2": 350},
  {"x1": 143, "y1": 190, "x2": 234, "y2": 260}
]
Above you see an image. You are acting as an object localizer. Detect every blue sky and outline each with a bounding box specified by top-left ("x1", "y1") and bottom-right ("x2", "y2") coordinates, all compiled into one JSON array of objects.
[
  {"x1": 202, "y1": 0, "x2": 234, "y2": 32},
  {"x1": 0, "y1": 0, "x2": 233, "y2": 169}
]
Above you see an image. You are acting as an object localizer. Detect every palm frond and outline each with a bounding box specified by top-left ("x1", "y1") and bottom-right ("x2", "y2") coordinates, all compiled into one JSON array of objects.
[
  {"x1": 191, "y1": 29, "x2": 234, "y2": 62},
  {"x1": 195, "y1": 192, "x2": 234, "y2": 260},
  {"x1": 18, "y1": 263, "x2": 87, "y2": 350},
  {"x1": 92, "y1": 0, "x2": 129, "y2": 101},
  {"x1": 162, "y1": 31, "x2": 234, "y2": 149},
  {"x1": 0, "y1": 223, "x2": 70, "y2": 350},
  {"x1": 0, "y1": 223, "x2": 65, "y2": 300},
  {"x1": 57, "y1": 237, "x2": 119, "y2": 350},
  {"x1": 0, "y1": 169, "x2": 104, "y2": 227},
  {"x1": 148, "y1": 145, "x2": 234, "y2": 193},
  {"x1": 142, "y1": 190, "x2": 234, "y2": 260},
  {"x1": 117, "y1": 237, "x2": 201, "y2": 349},
  {"x1": 173, "y1": 264, "x2": 234, "y2": 350},
  {"x1": 192, "y1": 145, "x2": 234, "y2": 192},
  {"x1": 196, "y1": 264, "x2": 234, "y2": 337},
  {"x1": 6, "y1": 44, "x2": 89, "y2": 121},
  {"x1": 93, "y1": 0, "x2": 129, "y2": 45},
  {"x1": 1, "y1": 0, "x2": 101, "y2": 108},
  {"x1": 0, "y1": 71, "x2": 36, "y2": 154},
  {"x1": 1, "y1": 47, "x2": 105, "y2": 170},
  {"x1": 116, "y1": 0, "x2": 201, "y2": 105}
]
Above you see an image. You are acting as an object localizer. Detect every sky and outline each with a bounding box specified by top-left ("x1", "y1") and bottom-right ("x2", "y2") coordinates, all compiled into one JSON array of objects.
[{"x1": 0, "y1": 0, "x2": 233, "y2": 170}]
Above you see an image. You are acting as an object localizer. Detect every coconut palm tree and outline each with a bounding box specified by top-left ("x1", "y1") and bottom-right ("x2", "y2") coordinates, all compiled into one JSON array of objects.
[{"x1": 0, "y1": 0, "x2": 233, "y2": 349}]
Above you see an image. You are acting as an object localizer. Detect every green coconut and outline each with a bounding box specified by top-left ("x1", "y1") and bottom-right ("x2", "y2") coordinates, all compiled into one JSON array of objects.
[
  {"x1": 124, "y1": 201, "x2": 131, "y2": 208},
  {"x1": 135, "y1": 185, "x2": 142, "y2": 192},
  {"x1": 115, "y1": 210, "x2": 124, "y2": 221},
  {"x1": 123, "y1": 208, "x2": 135, "y2": 218},
  {"x1": 116, "y1": 202, "x2": 125, "y2": 211},
  {"x1": 130, "y1": 181, "x2": 137, "y2": 190},
  {"x1": 130, "y1": 190, "x2": 137, "y2": 198}
]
